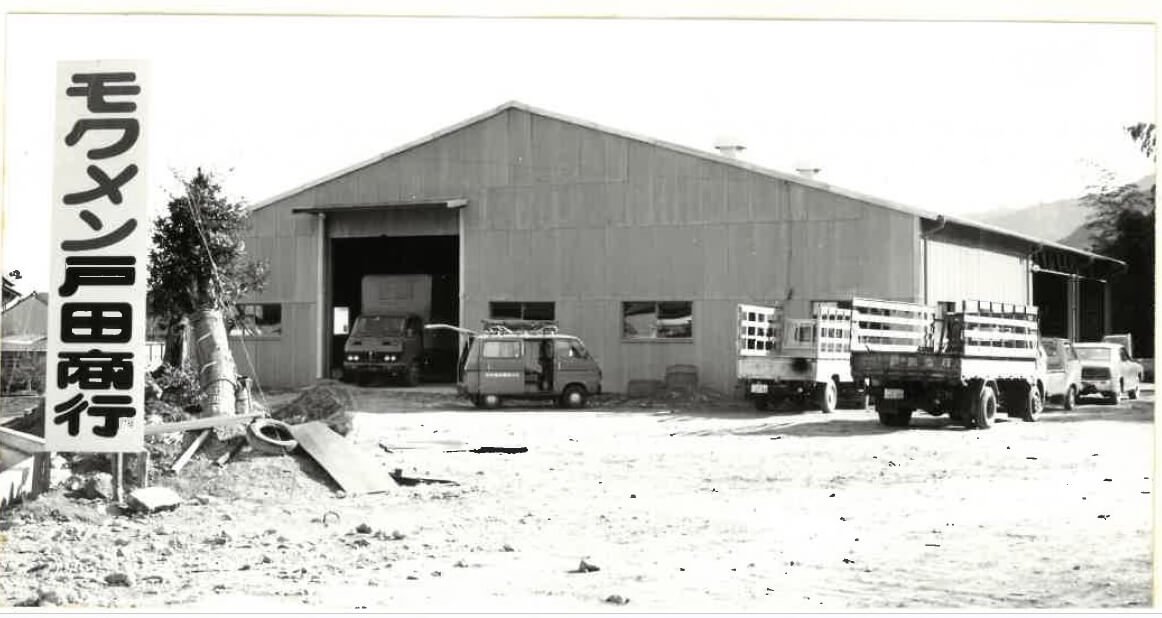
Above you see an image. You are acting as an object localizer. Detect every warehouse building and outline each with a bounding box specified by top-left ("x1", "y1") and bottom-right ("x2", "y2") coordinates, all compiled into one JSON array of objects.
[{"x1": 232, "y1": 101, "x2": 1123, "y2": 391}]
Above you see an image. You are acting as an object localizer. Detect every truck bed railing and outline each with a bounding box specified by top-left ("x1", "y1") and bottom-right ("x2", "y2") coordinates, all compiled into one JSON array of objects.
[
  {"x1": 945, "y1": 299, "x2": 1039, "y2": 358},
  {"x1": 738, "y1": 303, "x2": 781, "y2": 356},
  {"x1": 850, "y1": 298, "x2": 936, "y2": 353}
]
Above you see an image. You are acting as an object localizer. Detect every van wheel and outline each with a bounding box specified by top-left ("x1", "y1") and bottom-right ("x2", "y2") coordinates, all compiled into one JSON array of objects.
[
  {"x1": 816, "y1": 380, "x2": 838, "y2": 414},
  {"x1": 560, "y1": 385, "x2": 587, "y2": 409},
  {"x1": 1128, "y1": 379, "x2": 1140, "y2": 400},
  {"x1": 477, "y1": 394, "x2": 501, "y2": 409},
  {"x1": 972, "y1": 382, "x2": 997, "y2": 429},
  {"x1": 1063, "y1": 386, "x2": 1076, "y2": 411},
  {"x1": 404, "y1": 363, "x2": 422, "y2": 387},
  {"x1": 1019, "y1": 384, "x2": 1043, "y2": 422}
]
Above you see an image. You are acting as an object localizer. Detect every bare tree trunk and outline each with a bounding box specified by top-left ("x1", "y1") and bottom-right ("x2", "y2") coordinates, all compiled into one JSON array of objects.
[
  {"x1": 163, "y1": 317, "x2": 190, "y2": 368},
  {"x1": 189, "y1": 309, "x2": 237, "y2": 416}
]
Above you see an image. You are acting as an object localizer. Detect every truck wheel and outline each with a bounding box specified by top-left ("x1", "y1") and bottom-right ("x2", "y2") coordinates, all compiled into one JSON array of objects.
[
  {"x1": 560, "y1": 385, "x2": 588, "y2": 409},
  {"x1": 816, "y1": 381, "x2": 838, "y2": 414},
  {"x1": 753, "y1": 397, "x2": 772, "y2": 412},
  {"x1": 1063, "y1": 386, "x2": 1076, "y2": 411},
  {"x1": 1104, "y1": 390, "x2": 1120, "y2": 405},
  {"x1": 972, "y1": 383, "x2": 998, "y2": 429},
  {"x1": 1019, "y1": 384, "x2": 1043, "y2": 422},
  {"x1": 404, "y1": 363, "x2": 422, "y2": 387},
  {"x1": 1128, "y1": 380, "x2": 1140, "y2": 400},
  {"x1": 877, "y1": 409, "x2": 912, "y2": 427}
]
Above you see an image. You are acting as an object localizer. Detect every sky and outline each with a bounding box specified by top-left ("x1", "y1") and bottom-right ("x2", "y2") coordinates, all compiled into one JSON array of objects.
[{"x1": 2, "y1": 14, "x2": 1157, "y2": 295}]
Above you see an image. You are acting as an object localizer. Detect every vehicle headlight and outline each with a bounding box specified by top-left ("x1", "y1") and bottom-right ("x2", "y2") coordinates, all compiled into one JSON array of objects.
[{"x1": 346, "y1": 354, "x2": 359, "y2": 362}]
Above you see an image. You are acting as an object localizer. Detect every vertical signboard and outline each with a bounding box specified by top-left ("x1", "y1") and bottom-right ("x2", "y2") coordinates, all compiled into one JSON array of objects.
[{"x1": 45, "y1": 60, "x2": 149, "y2": 453}]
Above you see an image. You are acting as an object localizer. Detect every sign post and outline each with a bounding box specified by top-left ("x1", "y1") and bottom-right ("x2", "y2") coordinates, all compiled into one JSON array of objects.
[{"x1": 45, "y1": 60, "x2": 149, "y2": 463}]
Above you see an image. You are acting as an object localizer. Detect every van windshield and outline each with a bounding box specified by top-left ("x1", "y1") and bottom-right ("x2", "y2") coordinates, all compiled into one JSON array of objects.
[{"x1": 351, "y1": 315, "x2": 406, "y2": 337}]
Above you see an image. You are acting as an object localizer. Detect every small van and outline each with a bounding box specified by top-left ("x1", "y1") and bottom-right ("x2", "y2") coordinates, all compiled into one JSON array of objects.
[{"x1": 427, "y1": 320, "x2": 602, "y2": 409}]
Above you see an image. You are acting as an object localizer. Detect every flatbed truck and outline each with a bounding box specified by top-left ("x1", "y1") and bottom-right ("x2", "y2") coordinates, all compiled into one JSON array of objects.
[{"x1": 848, "y1": 298, "x2": 1045, "y2": 429}]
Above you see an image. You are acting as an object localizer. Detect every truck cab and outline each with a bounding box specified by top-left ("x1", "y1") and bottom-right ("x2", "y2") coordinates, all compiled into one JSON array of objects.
[
  {"x1": 343, "y1": 312, "x2": 426, "y2": 385},
  {"x1": 432, "y1": 320, "x2": 602, "y2": 409}
]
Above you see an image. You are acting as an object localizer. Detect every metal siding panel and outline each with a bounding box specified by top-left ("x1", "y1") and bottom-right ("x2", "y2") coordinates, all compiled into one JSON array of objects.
[
  {"x1": 699, "y1": 163, "x2": 727, "y2": 222},
  {"x1": 579, "y1": 127, "x2": 605, "y2": 182},
  {"x1": 602, "y1": 132, "x2": 627, "y2": 182},
  {"x1": 508, "y1": 109, "x2": 533, "y2": 187},
  {"x1": 626, "y1": 142, "x2": 654, "y2": 227},
  {"x1": 701, "y1": 224, "x2": 730, "y2": 299}
]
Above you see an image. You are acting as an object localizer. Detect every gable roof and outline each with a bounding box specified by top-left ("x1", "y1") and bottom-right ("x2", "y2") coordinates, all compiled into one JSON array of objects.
[
  {"x1": 252, "y1": 100, "x2": 1123, "y2": 268},
  {"x1": 2, "y1": 291, "x2": 47, "y2": 315}
]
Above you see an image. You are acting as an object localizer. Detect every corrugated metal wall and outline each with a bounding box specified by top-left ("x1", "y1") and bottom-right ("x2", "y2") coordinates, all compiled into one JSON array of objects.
[
  {"x1": 459, "y1": 110, "x2": 921, "y2": 393},
  {"x1": 925, "y1": 238, "x2": 1030, "y2": 306},
  {"x1": 245, "y1": 107, "x2": 932, "y2": 392}
]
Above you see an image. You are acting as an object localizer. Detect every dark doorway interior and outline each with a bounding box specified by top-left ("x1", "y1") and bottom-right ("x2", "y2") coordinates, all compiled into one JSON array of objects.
[
  {"x1": 330, "y1": 235, "x2": 459, "y2": 380},
  {"x1": 1033, "y1": 272, "x2": 1068, "y2": 338},
  {"x1": 1078, "y1": 279, "x2": 1105, "y2": 342}
]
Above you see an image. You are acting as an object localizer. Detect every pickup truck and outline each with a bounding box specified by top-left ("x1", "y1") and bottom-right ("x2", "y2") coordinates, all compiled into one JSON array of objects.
[
  {"x1": 737, "y1": 301, "x2": 866, "y2": 413},
  {"x1": 849, "y1": 298, "x2": 1044, "y2": 429}
]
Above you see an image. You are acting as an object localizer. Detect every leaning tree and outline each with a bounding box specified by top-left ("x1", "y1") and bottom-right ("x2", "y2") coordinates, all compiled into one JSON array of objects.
[{"x1": 148, "y1": 169, "x2": 269, "y2": 415}]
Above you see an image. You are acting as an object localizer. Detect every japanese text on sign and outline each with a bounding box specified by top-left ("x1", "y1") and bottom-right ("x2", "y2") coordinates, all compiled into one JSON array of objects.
[{"x1": 46, "y1": 61, "x2": 149, "y2": 453}]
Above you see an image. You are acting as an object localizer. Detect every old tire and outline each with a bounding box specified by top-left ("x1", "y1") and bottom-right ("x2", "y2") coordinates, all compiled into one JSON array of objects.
[
  {"x1": 1063, "y1": 386, "x2": 1076, "y2": 411},
  {"x1": 246, "y1": 418, "x2": 298, "y2": 455},
  {"x1": 877, "y1": 408, "x2": 913, "y2": 428},
  {"x1": 1019, "y1": 384, "x2": 1043, "y2": 422},
  {"x1": 972, "y1": 383, "x2": 998, "y2": 429},
  {"x1": 816, "y1": 380, "x2": 838, "y2": 414},
  {"x1": 560, "y1": 385, "x2": 588, "y2": 409}
]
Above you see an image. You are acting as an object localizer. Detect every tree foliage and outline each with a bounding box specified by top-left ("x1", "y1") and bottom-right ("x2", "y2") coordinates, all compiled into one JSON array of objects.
[
  {"x1": 147, "y1": 170, "x2": 269, "y2": 327},
  {"x1": 1081, "y1": 123, "x2": 1154, "y2": 357}
]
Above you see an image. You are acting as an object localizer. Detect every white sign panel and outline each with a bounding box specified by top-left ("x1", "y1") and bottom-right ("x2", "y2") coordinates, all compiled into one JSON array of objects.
[{"x1": 45, "y1": 60, "x2": 149, "y2": 452}]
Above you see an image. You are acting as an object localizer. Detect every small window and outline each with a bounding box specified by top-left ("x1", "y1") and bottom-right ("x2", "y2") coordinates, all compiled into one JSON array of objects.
[
  {"x1": 1120, "y1": 348, "x2": 1131, "y2": 362},
  {"x1": 622, "y1": 301, "x2": 693, "y2": 340},
  {"x1": 481, "y1": 340, "x2": 523, "y2": 359},
  {"x1": 230, "y1": 303, "x2": 282, "y2": 337},
  {"x1": 333, "y1": 307, "x2": 350, "y2": 335},
  {"x1": 490, "y1": 302, "x2": 555, "y2": 321}
]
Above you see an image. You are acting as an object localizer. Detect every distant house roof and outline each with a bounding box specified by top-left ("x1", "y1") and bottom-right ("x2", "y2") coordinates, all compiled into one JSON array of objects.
[
  {"x1": 252, "y1": 100, "x2": 1125, "y2": 272},
  {"x1": 0, "y1": 334, "x2": 47, "y2": 352},
  {"x1": 1, "y1": 277, "x2": 18, "y2": 306},
  {"x1": 2, "y1": 291, "x2": 47, "y2": 315}
]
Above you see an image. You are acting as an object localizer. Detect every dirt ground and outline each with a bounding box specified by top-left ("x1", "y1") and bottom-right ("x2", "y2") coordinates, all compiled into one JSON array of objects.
[{"x1": 0, "y1": 385, "x2": 1154, "y2": 611}]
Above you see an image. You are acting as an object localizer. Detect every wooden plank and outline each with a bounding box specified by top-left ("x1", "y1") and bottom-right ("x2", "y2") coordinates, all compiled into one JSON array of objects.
[
  {"x1": 171, "y1": 430, "x2": 211, "y2": 474},
  {"x1": 289, "y1": 421, "x2": 394, "y2": 496},
  {"x1": 144, "y1": 413, "x2": 263, "y2": 436}
]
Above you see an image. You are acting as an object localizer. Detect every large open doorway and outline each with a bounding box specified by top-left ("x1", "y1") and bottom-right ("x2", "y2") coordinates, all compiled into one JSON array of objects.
[{"x1": 329, "y1": 235, "x2": 459, "y2": 382}]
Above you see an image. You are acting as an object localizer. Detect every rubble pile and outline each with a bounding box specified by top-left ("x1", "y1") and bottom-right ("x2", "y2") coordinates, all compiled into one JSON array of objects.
[{"x1": 270, "y1": 381, "x2": 356, "y2": 436}]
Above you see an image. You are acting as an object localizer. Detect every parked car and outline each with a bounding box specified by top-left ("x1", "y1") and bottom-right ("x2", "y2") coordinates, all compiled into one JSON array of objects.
[
  {"x1": 1039, "y1": 337, "x2": 1082, "y2": 410},
  {"x1": 1073, "y1": 342, "x2": 1143, "y2": 404}
]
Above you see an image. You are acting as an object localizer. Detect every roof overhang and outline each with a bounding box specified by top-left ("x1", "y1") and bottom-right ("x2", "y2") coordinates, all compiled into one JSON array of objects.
[
  {"x1": 922, "y1": 215, "x2": 1127, "y2": 280},
  {"x1": 291, "y1": 198, "x2": 468, "y2": 215}
]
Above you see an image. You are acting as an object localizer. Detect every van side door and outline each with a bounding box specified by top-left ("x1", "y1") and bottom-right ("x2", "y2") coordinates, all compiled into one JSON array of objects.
[{"x1": 479, "y1": 338, "x2": 524, "y2": 395}]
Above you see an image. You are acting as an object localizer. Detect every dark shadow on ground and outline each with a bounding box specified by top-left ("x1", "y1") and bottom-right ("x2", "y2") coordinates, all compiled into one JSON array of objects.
[
  {"x1": 1037, "y1": 401, "x2": 1154, "y2": 424},
  {"x1": 671, "y1": 413, "x2": 986, "y2": 438}
]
